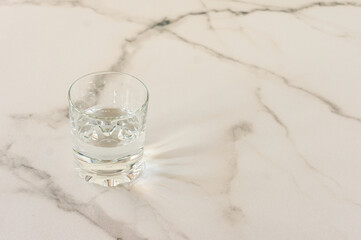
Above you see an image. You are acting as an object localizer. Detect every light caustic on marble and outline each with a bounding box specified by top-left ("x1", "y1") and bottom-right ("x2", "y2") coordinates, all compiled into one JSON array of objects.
[{"x1": 2, "y1": 1, "x2": 361, "y2": 240}]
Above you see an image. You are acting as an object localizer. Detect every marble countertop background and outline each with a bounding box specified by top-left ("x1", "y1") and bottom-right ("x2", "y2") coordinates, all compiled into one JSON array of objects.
[{"x1": 1, "y1": 0, "x2": 361, "y2": 239}]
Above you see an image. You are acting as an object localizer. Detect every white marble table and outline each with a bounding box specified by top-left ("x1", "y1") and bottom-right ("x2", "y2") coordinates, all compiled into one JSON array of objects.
[{"x1": 1, "y1": 1, "x2": 361, "y2": 239}]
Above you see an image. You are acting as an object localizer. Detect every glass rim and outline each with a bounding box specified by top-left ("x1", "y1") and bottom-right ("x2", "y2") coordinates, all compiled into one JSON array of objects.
[{"x1": 68, "y1": 71, "x2": 149, "y2": 115}]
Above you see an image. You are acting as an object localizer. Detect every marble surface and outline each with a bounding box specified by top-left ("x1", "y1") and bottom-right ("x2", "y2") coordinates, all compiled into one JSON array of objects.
[{"x1": 1, "y1": 0, "x2": 361, "y2": 239}]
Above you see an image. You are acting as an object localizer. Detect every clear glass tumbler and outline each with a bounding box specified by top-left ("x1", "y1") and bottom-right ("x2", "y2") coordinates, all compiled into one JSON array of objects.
[{"x1": 68, "y1": 72, "x2": 149, "y2": 187}]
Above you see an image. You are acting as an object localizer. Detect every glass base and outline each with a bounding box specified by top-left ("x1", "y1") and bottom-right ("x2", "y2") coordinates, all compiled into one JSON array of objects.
[{"x1": 73, "y1": 150, "x2": 145, "y2": 187}]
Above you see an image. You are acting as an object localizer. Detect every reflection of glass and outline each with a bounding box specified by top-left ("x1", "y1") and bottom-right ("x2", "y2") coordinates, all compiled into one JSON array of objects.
[{"x1": 68, "y1": 72, "x2": 149, "y2": 187}]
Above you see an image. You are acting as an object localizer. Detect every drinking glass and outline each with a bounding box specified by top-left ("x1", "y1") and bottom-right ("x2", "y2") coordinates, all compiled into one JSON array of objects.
[{"x1": 68, "y1": 72, "x2": 149, "y2": 187}]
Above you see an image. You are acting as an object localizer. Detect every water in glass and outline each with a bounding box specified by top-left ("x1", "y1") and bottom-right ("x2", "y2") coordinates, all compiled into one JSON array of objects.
[{"x1": 71, "y1": 105, "x2": 146, "y2": 186}]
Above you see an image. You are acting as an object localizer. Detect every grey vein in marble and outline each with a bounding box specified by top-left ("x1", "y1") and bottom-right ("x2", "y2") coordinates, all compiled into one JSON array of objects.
[
  {"x1": 10, "y1": 107, "x2": 69, "y2": 129},
  {"x1": 0, "y1": 0, "x2": 142, "y2": 25},
  {"x1": 1, "y1": 1, "x2": 361, "y2": 239},
  {"x1": 57, "y1": 0, "x2": 357, "y2": 128},
  {"x1": 255, "y1": 88, "x2": 290, "y2": 136},
  {"x1": 254, "y1": 89, "x2": 344, "y2": 197},
  {"x1": 163, "y1": 29, "x2": 361, "y2": 125},
  {"x1": 0, "y1": 148, "x2": 144, "y2": 240}
]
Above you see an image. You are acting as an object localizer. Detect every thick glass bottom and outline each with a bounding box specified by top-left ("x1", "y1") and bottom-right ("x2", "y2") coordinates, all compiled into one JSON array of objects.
[{"x1": 73, "y1": 150, "x2": 145, "y2": 187}]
